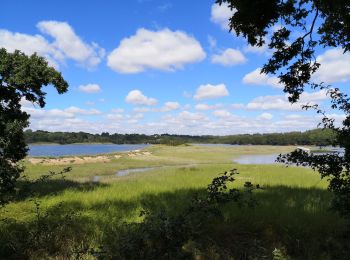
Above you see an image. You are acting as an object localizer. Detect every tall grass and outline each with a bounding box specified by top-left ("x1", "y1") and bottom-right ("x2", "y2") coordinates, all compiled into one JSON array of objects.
[{"x1": 0, "y1": 145, "x2": 348, "y2": 259}]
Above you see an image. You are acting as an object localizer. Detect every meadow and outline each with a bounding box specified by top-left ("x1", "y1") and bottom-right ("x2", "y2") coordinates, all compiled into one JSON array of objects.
[{"x1": 0, "y1": 145, "x2": 348, "y2": 259}]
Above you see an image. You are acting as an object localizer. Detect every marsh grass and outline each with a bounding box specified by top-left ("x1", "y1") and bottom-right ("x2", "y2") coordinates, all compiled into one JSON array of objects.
[{"x1": 1, "y1": 145, "x2": 348, "y2": 259}]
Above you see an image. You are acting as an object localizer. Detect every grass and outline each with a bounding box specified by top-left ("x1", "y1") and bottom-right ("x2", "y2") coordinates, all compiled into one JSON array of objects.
[{"x1": 1, "y1": 145, "x2": 348, "y2": 259}]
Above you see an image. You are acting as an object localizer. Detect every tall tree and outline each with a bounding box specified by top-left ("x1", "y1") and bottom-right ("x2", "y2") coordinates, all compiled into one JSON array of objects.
[
  {"x1": 0, "y1": 48, "x2": 68, "y2": 204},
  {"x1": 218, "y1": 0, "x2": 350, "y2": 216}
]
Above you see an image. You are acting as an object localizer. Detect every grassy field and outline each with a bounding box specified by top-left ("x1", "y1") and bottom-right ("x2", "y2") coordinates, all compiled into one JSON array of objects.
[{"x1": 1, "y1": 145, "x2": 348, "y2": 259}]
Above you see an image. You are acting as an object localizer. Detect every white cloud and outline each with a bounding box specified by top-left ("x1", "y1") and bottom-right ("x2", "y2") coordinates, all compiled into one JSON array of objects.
[
  {"x1": 299, "y1": 89, "x2": 328, "y2": 103},
  {"x1": 174, "y1": 111, "x2": 207, "y2": 122},
  {"x1": 37, "y1": 21, "x2": 104, "y2": 68},
  {"x1": 257, "y1": 112, "x2": 273, "y2": 120},
  {"x1": 313, "y1": 48, "x2": 350, "y2": 84},
  {"x1": 0, "y1": 29, "x2": 63, "y2": 67},
  {"x1": 246, "y1": 90, "x2": 328, "y2": 111},
  {"x1": 64, "y1": 106, "x2": 101, "y2": 115},
  {"x1": 196, "y1": 104, "x2": 213, "y2": 111},
  {"x1": 0, "y1": 21, "x2": 103, "y2": 68},
  {"x1": 211, "y1": 48, "x2": 246, "y2": 66},
  {"x1": 25, "y1": 105, "x2": 339, "y2": 135},
  {"x1": 106, "y1": 113, "x2": 124, "y2": 121},
  {"x1": 161, "y1": 102, "x2": 180, "y2": 112},
  {"x1": 213, "y1": 109, "x2": 231, "y2": 118},
  {"x1": 23, "y1": 107, "x2": 74, "y2": 119},
  {"x1": 133, "y1": 107, "x2": 152, "y2": 113},
  {"x1": 78, "y1": 84, "x2": 101, "y2": 93},
  {"x1": 210, "y1": 3, "x2": 234, "y2": 30},
  {"x1": 285, "y1": 114, "x2": 302, "y2": 120},
  {"x1": 246, "y1": 95, "x2": 297, "y2": 111},
  {"x1": 133, "y1": 102, "x2": 180, "y2": 113},
  {"x1": 194, "y1": 84, "x2": 229, "y2": 100},
  {"x1": 125, "y1": 90, "x2": 157, "y2": 106},
  {"x1": 127, "y1": 113, "x2": 144, "y2": 124},
  {"x1": 242, "y1": 68, "x2": 282, "y2": 88},
  {"x1": 107, "y1": 28, "x2": 206, "y2": 73},
  {"x1": 20, "y1": 97, "x2": 35, "y2": 107},
  {"x1": 195, "y1": 103, "x2": 224, "y2": 111},
  {"x1": 243, "y1": 44, "x2": 268, "y2": 54}
]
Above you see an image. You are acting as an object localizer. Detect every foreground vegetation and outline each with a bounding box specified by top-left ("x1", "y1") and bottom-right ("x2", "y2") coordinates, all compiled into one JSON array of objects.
[
  {"x1": 0, "y1": 145, "x2": 348, "y2": 259},
  {"x1": 25, "y1": 128, "x2": 336, "y2": 146}
]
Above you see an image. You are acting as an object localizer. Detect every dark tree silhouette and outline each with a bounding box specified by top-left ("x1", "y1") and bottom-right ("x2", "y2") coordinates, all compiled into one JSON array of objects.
[
  {"x1": 0, "y1": 48, "x2": 68, "y2": 204},
  {"x1": 218, "y1": 0, "x2": 350, "y2": 216}
]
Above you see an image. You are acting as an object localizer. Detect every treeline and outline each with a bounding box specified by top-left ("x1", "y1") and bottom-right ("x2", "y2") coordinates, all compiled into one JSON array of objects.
[{"x1": 24, "y1": 128, "x2": 337, "y2": 146}]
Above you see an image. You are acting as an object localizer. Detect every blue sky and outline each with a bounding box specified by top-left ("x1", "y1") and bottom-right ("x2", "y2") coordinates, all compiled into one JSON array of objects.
[{"x1": 1, "y1": 0, "x2": 348, "y2": 135}]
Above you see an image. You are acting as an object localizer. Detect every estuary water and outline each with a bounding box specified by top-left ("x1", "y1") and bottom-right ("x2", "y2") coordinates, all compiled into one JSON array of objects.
[
  {"x1": 28, "y1": 143, "x2": 149, "y2": 157},
  {"x1": 233, "y1": 154, "x2": 280, "y2": 165}
]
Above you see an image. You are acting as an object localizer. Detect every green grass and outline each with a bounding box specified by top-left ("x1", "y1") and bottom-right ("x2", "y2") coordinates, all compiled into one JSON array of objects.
[{"x1": 1, "y1": 145, "x2": 348, "y2": 259}]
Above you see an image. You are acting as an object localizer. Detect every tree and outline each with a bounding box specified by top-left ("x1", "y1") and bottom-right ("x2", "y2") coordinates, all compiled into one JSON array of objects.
[
  {"x1": 218, "y1": 0, "x2": 350, "y2": 216},
  {"x1": 0, "y1": 48, "x2": 68, "y2": 204}
]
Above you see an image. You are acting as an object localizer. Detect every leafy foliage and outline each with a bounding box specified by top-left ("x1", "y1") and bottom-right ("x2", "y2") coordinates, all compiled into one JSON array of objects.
[
  {"x1": 0, "y1": 48, "x2": 68, "y2": 204},
  {"x1": 24, "y1": 128, "x2": 336, "y2": 146},
  {"x1": 219, "y1": 0, "x2": 350, "y2": 217}
]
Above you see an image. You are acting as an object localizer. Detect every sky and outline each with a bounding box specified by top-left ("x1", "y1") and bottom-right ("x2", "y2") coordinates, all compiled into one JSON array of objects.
[{"x1": 1, "y1": 0, "x2": 348, "y2": 135}]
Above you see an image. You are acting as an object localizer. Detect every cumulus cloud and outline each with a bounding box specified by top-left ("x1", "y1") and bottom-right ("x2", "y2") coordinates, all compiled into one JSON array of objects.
[
  {"x1": 257, "y1": 112, "x2": 273, "y2": 120},
  {"x1": 64, "y1": 106, "x2": 101, "y2": 115},
  {"x1": 242, "y1": 68, "x2": 282, "y2": 88},
  {"x1": 133, "y1": 102, "x2": 181, "y2": 113},
  {"x1": 106, "y1": 113, "x2": 124, "y2": 121},
  {"x1": 125, "y1": 90, "x2": 157, "y2": 106},
  {"x1": 211, "y1": 48, "x2": 246, "y2": 66},
  {"x1": 161, "y1": 102, "x2": 180, "y2": 112},
  {"x1": 25, "y1": 104, "x2": 343, "y2": 135},
  {"x1": 37, "y1": 21, "x2": 104, "y2": 68},
  {"x1": 210, "y1": 3, "x2": 234, "y2": 30},
  {"x1": 213, "y1": 109, "x2": 231, "y2": 118},
  {"x1": 195, "y1": 103, "x2": 212, "y2": 111},
  {"x1": 0, "y1": 29, "x2": 63, "y2": 67},
  {"x1": 107, "y1": 28, "x2": 206, "y2": 73},
  {"x1": 23, "y1": 107, "x2": 74, "y2": 119},
  {"x1": 194, "y1": 84, "x2": 229, "y2": 100},
  {"x1": 313, "y1": 48, "x2": 350, "y2": 84},
  {"x1": 78, "y1": 84, "x2": 101, "y2": 93},
  {"x1": 171, "y1": 111, "x2": 208, "y2": 122},
  {"x1": 246, "y1": 90, "x2": 328, "y2": 111},
  {"x1": 0, "y1": 21, "x2": 104, "y2": 68}
]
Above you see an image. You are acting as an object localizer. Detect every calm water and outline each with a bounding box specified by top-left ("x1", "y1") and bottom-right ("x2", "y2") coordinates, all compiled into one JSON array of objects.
[
  {"x1": 233, "y1": 154, "x2": 280, "y2": 165},
  {"x1": 233, "y1": 148, "x2": 345, "y2": 165},
  {"x1": 28, "y1": 144, "x2": 149, "y2": 157}
]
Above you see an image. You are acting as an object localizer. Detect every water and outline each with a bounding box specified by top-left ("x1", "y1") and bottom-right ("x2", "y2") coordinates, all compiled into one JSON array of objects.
[
  {"x1": 28, "y1": 143, "x2": 149, "y2": 157},
  {"x1": 115, "y1": 164, "x2": 198, "y2": 177},
  {"x1": 116, "y1": 167, "x2": 159, "y2": 177},
  {"x1": 233, "y1": 148, "x2": 346, "y2": 165},
  {"x1": 233, "y1": 154, "x2": 280, "y2": 165}
]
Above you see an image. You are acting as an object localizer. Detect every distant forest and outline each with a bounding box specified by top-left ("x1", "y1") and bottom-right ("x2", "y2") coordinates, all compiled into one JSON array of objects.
[{"x1": 25, "y1": 128, "x2": 337, "y2": 146}]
